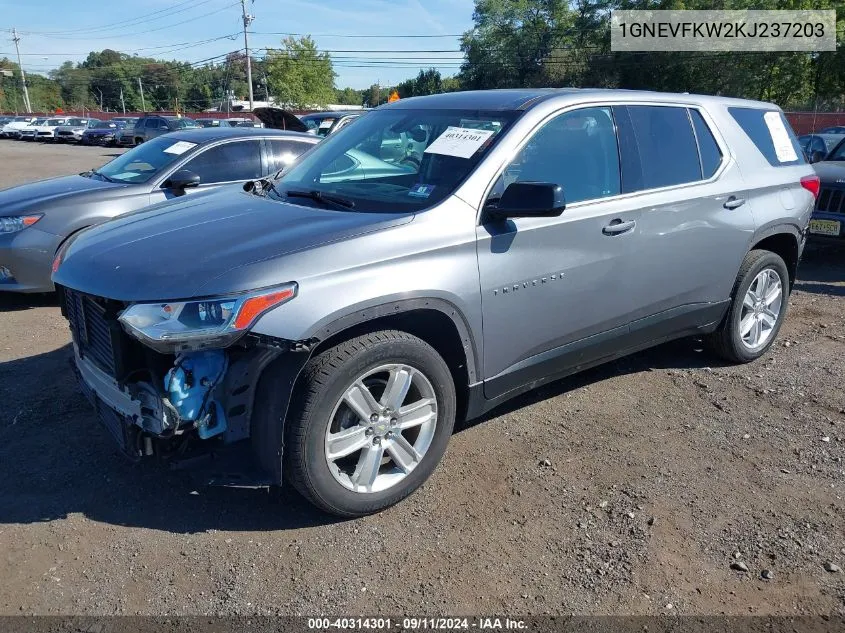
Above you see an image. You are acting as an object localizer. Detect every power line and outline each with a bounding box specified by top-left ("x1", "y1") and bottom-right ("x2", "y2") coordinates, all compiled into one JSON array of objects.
[{"x1": 0, "y1": 33, "x2": 241, "y2": 56}]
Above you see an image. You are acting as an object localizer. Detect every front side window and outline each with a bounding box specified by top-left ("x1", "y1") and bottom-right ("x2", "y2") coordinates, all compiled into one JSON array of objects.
[
  {"x1": 182, "y1": 140, "x2": 263, "y2": 184},
  {"x1": 95, "y1": 136, "x2": 199, "y2": 184},
  {"x1": 145, "y1": 118, "x2": 160, "y2": 129},
  {"x1": 490, "y1": 107, "x2": 620, "y2": 205},
  {"x1": 828, "y1": 139, "x2": 845, "y2": 162},
  {"x1": 274, "y1": 108, "x2": 518, "y2": 213}
]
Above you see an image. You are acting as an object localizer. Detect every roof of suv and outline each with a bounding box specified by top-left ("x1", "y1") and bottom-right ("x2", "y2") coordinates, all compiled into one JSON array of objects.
[
  {"x1": 383, "y1": 88, "x2": 775, "y2": 111},
  {"x1": 161, "y1": 127, "x2": 317, "y2": 143}
]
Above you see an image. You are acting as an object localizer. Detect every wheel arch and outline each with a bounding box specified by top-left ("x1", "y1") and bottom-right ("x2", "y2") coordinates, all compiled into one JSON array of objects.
[{"x1": 749, "y1": 224, "x2": 802, "y2": 288}]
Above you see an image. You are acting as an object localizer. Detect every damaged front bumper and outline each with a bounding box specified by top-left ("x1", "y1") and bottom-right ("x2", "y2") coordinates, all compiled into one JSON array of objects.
[{"x1": 69, "y1": 324, "x2": 310, "y2": 487}]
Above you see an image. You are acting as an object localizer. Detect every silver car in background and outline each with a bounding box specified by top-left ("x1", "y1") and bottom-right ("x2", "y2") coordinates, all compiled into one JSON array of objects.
[{"x1": 53, "y1": 89, "x2": 816, "y2": 518}]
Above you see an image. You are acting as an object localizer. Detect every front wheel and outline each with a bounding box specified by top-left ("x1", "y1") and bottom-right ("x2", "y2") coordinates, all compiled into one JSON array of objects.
[
  {"x1": 708, "y1": 249, "x2": 790, "y2": 363},
  {"x1": 283, "y1": 330, "x2": 456, "y2": 517}
]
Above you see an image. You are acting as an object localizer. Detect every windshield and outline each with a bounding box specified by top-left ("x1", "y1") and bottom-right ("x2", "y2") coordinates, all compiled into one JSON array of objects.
[
  {"x1": 829, "y1": 140, "x2": 845, "y2": 161},
  {"x1": 273, "y1": 108, "x2": 518, "y2": 213},
  {"x1": 95, "y1": 135, "x2": 198, "y2": 184},
  {"x1": 67, "y1": 118, "x2": 86, "y2": 125},
  {"x1": 31, "y1": 118, "x2": 48, "y2": 125},
  {"x1": 171, "y1": 118, "x2": 199, "y2": 129},
  {"x1": 93, "y1": 121, "x2": 117, "y2": 128},
  {"x1": 45, "y1": 119, "x2": 64, "y2": 125}
]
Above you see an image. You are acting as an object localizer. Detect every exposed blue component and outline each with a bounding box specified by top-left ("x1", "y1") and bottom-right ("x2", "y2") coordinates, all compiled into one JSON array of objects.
[{"x1": 164, "y1": 350, "x2": 228, "y2": 439}]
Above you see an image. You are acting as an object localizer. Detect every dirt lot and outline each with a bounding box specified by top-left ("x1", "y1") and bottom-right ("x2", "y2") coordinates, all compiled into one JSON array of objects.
[{"x1": 0, "y1": 140, "x2": 843, "y2": 617}]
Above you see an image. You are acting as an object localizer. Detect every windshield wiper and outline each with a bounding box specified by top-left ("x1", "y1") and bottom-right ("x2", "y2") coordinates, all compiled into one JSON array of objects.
[
  {"x1": 285, "y1": 189, "x2": 356, "y2": 209},
  {"x1": 88, "y1": 168, "x2": 116, "y2": 183}
]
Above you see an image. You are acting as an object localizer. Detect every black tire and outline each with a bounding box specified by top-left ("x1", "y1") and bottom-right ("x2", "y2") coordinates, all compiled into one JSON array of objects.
[
  {"x1": 708, "y1": 249, "x2": 790, "y2": 363},
  {"x1": 283, "y1": 330, "x2": 456, "y2": 517}
]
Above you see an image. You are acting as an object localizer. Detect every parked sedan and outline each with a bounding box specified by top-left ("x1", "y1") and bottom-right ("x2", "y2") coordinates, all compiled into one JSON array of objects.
[
  {"x1": 1, "y1": 116, "x2": 38, "y2": 138},
  {"x1": 81, "y1": 120, "x2": 126, "y2": 146},
  {"x1": 56, "y1": 118, "x2": 100, "y2": 143},
  {"x1": 17, "y1": 117, "x2": 49, "y2": 141},
  {"x1": 34, "y1": 117, "x2": 73, "y2": 141},
  {"x1": 0, "y1": 128, "x2": 319, "y2": 292}
]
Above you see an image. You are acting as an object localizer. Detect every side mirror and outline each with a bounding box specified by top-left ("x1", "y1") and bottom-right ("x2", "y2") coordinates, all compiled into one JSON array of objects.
[
  {"x1": 486, "y1": 182, "x2": 566, "y2": 220},
  {"x1": 164, "y1": 169, "x2": 201, "y2": 190},
  {"x1": 809, "y1": 150, "x2": 826, "y2": 164}
]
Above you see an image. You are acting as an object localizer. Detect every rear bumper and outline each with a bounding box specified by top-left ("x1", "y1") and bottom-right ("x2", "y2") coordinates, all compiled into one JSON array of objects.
[{"x1": 0, "y1": 227, "x2": 62, "y2": 293}]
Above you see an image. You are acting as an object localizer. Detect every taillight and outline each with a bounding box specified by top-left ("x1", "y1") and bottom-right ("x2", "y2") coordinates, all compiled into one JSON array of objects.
[{"x1": 800, "y1": 175, "x2": 820, "y2": 199}]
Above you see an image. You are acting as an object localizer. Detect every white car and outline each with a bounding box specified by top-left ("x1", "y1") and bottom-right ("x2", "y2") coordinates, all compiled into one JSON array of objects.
[
  {"x1": 55, "y1": 118, "x2": 98, "y2": 143},
  {"x1": 34, "y1": 117, "x2": 72, "y2": 141},
  {"x1": 1, "y1": 116, "x2": 38, "y2": 139},
  {"x1": 18, "y1": 117, "x2": 49, "y2": 141}
]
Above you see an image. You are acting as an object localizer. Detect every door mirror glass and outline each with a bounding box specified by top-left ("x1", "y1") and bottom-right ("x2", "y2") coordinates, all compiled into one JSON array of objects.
[
  {"x1": 487, "y1": 182, "x2": 565, "y2": 220},
  {"x1": 164, "y1": 169, "x2": 201, "y2": 190}
]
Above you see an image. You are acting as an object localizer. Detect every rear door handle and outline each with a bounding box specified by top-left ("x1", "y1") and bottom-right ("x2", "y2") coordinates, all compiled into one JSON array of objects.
[
  {"x1": 723, "y1": 196, "x2": 746, "y2": 209},
  {"x1": 602, "y1": 219, "x2": 636, "y2": 235}
]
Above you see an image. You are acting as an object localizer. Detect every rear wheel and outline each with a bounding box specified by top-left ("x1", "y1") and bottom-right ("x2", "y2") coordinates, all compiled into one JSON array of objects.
[
  {"x1": 284, "y1": 330, "x2": 456, "y2": 517},
  {"x1": 708, "y1": 249, "x2": 789, "y2": 363}
]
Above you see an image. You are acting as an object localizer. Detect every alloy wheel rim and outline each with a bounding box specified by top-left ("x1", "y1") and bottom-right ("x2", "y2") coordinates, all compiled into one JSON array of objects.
[
  {"x1": 324, "y1": 363, "x2": 438, "y2": 494},
  {"x1": 740, "y1": 268, "x2": 783, "y2": 350}
]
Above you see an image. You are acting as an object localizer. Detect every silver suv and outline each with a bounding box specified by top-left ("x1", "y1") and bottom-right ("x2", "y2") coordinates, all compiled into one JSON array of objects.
[{"x1": 53, "y1": 89, "x2": 817, "y2": 517}]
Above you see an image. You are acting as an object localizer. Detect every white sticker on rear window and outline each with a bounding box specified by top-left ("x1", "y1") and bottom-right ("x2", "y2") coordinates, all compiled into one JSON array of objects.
[
  {"x1": 424, "y1": 126, "x2": 496, "y2": 159},
  {"x1": 763, "y1": 112, "x2": 798, "y2": 163},
  {"x1": 163, "y1": 140, "x2": 197, "y2": 155},
  {"x1": 318, "y1": 119, "x2": 333, "y2": 129}
]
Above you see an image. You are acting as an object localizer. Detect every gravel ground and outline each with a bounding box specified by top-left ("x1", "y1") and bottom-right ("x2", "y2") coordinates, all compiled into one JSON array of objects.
[{"x1": 0, "y1": 140, "x2": 843, "y2": 617}]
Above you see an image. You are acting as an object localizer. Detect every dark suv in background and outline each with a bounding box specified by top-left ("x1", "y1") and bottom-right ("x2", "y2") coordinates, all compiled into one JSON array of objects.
[{"x1": 133, "y1": 115, "x2": 200, "y2": 144}]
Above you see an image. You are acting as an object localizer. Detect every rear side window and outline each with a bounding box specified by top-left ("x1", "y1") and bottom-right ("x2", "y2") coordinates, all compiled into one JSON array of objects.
[
  {"x1": 728, "y1": 107, "x2": 805, "y2": 167},
  {"x1": 626, "y1": 105, "x2": 701, "y2": 189},
  {"x1": 689, "y1": 109, "x2": 722, "y2": 178}
]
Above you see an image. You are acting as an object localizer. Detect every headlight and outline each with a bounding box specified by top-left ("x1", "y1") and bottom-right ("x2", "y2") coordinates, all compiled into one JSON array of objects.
[
  {"x1": 0, "y1": 214, "x2": 43, "y2": 233},
  {"x1": 118, "y1": 283, "x2": 297, "y2": 352}
]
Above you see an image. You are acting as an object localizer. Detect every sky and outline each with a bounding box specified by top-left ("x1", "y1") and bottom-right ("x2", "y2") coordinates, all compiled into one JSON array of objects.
[{"x1": 1, "y1": 0, "x2": 476, "y2": 90}]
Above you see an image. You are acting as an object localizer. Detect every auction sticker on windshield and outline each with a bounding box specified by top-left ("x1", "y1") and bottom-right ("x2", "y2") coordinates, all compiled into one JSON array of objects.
[
  {"x1": 424, "y1": 126, "x2": 496, "y2": 159},
  {"x1": 163, "y1": 141, "x2": 198, "y2": 155},
  {"x1": 318, "y1": 119, "x2": 334, "y2": 130},
  {"x1": 763, "y1": 111, "x2": 798, "y2": 163}
]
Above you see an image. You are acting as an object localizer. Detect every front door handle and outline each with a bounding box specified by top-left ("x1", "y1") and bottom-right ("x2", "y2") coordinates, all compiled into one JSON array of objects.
[
  {"x1": 602, "y1": 219, "x2": 636, "y2": 235},
  {"x1": 724, "y1": 196, "x2": 746, "y2": 209}
]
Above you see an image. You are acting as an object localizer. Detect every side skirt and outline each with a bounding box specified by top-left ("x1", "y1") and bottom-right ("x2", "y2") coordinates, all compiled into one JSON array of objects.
[{"x1": 466, "y1": 300, "x2": 729, "y2": 420}]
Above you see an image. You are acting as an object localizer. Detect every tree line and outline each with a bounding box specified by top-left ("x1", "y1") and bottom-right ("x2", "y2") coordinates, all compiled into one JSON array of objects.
[{"x1": 1, "y1": 0, "x2": 843, "y2": 114}]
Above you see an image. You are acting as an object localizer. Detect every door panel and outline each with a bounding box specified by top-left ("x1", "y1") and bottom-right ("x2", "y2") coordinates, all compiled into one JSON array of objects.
[
  {"x1": 476, "y1": 106, "x2": 643, "y2": 397},
  {"x1": 614, "y1": 105, "x2": 755, "y2": 320}
]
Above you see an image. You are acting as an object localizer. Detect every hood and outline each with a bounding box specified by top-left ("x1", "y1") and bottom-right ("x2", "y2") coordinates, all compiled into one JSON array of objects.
[
  {"x1": 0, "y1": 174, "x2": 129, "y2": 215},
  {"x1": 2, "y1": 121, "x2": 33, "y2": 130},
  {"x1": 252, "y1": 107, "x2": 308, "y2": 132},
  {"x1": 53, "y1": 187, "x2": 412, "y2": 301},
  {"x1": 813, "y1": 161, "x2": 845, "y2": 183}
]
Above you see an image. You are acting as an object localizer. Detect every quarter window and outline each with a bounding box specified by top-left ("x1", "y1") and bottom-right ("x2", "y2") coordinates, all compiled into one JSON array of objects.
[
  {"x1": 728, "y1": 107, "x2": 805, "y2": 167},
  {"x1": 689, "y1": 109, "x2": 722, "y2": 178},
  {"x1": 491, "y1": 106, "x2": 621, "y2": 205},
  {"x1": 182, "y1": 140, "x2": 263, "y2": 184}
]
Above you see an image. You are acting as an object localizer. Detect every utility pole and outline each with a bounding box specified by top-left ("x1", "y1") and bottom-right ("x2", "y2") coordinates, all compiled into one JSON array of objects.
[
  {"x1": 240, "y1": 0, "x2": 254, "y2": 111},
  {"x1": 11, "y1": 28, "x2": 32, "y2": 113},
  {"x1": 120, "y1": 88, "x2": 126, "y2": 114},
  {"x1": 137, "y1": 77, "x2": 146, "y2": 112}
]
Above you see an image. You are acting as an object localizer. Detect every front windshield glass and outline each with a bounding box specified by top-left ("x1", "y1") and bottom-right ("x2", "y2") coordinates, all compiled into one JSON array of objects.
[
  {"x1": 45, "y1": 119, "x2": 63, "y2": 125},
  {"x1": 829, "y1": 140, "x2": 845, "y2": 161},
  {"x1": 67, "y1": 118, "x2": 86, "y2": 125},
  {"x1": 171, "y1": 118, "x2": 199, "y2": 129},
  {"x1": 95, "y1": 135, "x2": 197, "y2": 184},
  {"x1": 273, "y1": 108, "x2": 518, "y2": 213},
  {"x1": 94, "y1": 121, "x2": 117, "y2": 128}
]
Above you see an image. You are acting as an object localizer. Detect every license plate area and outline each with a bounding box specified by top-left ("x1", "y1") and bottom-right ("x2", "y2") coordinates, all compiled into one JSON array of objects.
[{"x1": 809, "y1": 219, "x2": 841, "y2": 236}]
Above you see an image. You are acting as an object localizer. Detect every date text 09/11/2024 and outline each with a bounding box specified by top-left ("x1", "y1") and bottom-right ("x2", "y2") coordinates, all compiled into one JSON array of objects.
[{"x1": 307, "y1": 618, "x2": 528, "y2": 630}]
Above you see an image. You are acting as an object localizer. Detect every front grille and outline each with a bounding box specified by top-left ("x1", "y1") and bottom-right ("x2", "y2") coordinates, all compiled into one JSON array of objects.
[
  {"x1": 64, "y1": 288, "x2": 118, "y2": 376},
  {"x1": 817, "y1": 187, "x2": 845, "y2": 215}
]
